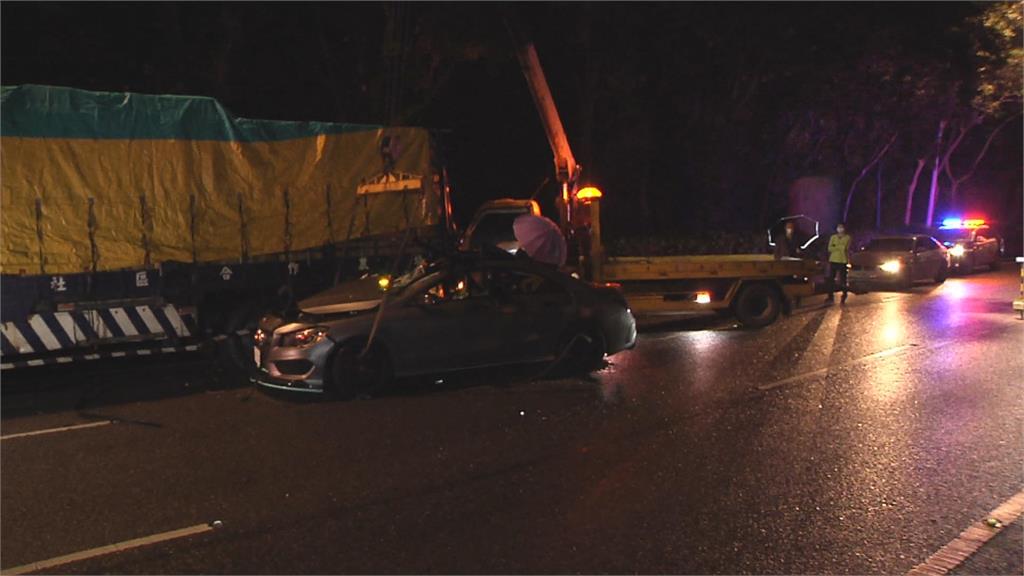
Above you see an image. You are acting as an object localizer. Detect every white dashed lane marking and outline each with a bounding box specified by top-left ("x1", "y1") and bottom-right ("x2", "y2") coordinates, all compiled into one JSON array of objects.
[
  {"x1": 1, "y1": 523, "x2": 216, "y2": 574},
  {"x1": 0, "y1": 420, "x2": 114, "y2": 441}
]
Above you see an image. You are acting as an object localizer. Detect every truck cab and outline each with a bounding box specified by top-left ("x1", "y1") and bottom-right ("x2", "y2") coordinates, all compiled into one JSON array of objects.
[{"x1": 461, "y1": 199, "x2": 541, "y2": 254}]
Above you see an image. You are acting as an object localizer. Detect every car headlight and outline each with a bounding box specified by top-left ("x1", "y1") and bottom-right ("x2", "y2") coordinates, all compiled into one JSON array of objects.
[
  {"x1": 253, "y1": 328, "x2": 268, "y2": 346},
  {"x1": 282, "y1": 327, "x2": 329, "y2": 348},
  {"x1": 949, "y1": 244, "x2": 965, "y2": 257},
  {"x1": 880, "y1": 260, "x2": 902, "y2": 273}
]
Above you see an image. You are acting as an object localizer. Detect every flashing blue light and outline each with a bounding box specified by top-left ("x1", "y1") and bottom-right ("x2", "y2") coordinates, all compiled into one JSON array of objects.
[{"x1": 940, "y1": 217, "x2": 963, "y2": 229}]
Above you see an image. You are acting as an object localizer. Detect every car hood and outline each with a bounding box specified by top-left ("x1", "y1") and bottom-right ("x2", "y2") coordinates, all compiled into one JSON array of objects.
[
  {"x1": 850, "y1": 251, "x2": 911, "y2": 267},
  {"x1": 298, "y1": 276, "x2": 383, "y2": 315}
]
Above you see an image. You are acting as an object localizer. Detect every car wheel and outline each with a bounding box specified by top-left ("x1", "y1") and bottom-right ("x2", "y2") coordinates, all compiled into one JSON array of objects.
[
  {"x1": 733, "y1": 283, "x2": 781, "y2": 328},
  {"x1": 934, "y1": 263, "x2": 948, "y2": 284},
  {"x1": 557, "y1": 328, "x2": 607, "y2": 375},
  {"x1": 328, "y1": 343, "x2": 391, "y2": 400},
  {"x1": 989, "y1": 258, "x2": 1000, "y2": 271}
]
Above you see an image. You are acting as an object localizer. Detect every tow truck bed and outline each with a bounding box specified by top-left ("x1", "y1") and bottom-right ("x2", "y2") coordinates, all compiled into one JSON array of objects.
[{"x1": 598, "y1": 254, "x2": 821, "y2": 322}]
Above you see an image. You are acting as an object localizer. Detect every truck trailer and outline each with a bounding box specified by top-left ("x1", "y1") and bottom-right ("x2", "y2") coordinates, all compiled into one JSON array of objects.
[{"x1": 1, "y1": 84, "x2": 451, "y2": 370}]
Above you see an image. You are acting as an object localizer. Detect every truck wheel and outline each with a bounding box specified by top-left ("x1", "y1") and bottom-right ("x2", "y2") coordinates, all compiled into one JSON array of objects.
[
  {"x1": 733, "y1": 284, "x2": 781, "y2": 328},
  {"x1": 328, "y1": 343, "x2": 391, "y2": 400}
]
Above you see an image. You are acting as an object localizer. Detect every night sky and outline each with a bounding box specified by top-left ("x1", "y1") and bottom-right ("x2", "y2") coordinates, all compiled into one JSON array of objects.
[{"x1": 3, "y1": 2, "x2": 1021, "y2": 242}]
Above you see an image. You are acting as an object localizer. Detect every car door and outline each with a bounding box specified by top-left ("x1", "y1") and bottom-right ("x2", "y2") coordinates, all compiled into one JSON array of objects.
[
  {"x1": 479, "y1": 262, "x2": 577, "y2": 360},
  {"x1": 911, "y1": 237, "x2": 938, "y2": 280},
  {"x1": 925, "y1": 237, "x2": 945, "y2": 278},
  {"x1": 384, "y1": 270, "x2": 501, "y2": 375},
  {"x1": 973, "y1": 229, "x2": 996, "y2": 266}
]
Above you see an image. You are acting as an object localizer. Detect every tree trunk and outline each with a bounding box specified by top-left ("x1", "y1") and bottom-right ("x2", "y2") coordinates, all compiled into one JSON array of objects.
[
  {"x1": 924, "y1": 120, "x2": 947, "y2": 227},
  {"x1": 875, "y1": 157, "x2": 883, "y2": 229},
  {"x1": 944, "y1": 115, "x2": 1015, "y2": 210},
  {"x1": 842, "y1": 132, "x2": 897, "y2": 223},
  {"x1": 904, "y1": 158, "x2": 926, "y2": 227}
]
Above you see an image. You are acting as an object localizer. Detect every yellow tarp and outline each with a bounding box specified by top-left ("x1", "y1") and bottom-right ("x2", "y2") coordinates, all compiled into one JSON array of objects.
[{"x1": 1, "y1": 127, "x2": 436, "y2": 274}]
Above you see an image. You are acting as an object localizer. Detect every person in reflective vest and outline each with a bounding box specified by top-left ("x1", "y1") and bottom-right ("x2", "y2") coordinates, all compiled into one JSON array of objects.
[{"x1": 826, "y1": 223, "x2": 852, "y2": 303}]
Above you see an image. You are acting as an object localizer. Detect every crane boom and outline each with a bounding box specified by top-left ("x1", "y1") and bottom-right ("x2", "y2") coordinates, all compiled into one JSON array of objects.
[{"x1": 514, "y1": 43, "x2": 579, "y2": 187}]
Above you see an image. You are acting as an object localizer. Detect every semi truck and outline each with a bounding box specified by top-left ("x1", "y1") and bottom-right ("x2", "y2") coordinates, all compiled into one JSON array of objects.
[{"x1": 1, "y1": 84, "x2": 453, "y2": 370}]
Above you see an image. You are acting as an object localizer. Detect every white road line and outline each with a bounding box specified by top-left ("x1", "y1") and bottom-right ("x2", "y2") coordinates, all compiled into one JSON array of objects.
[
  {"x1": 0, "y1": 420, "x2": 114, "y2": 441},
  {"x1": 756, "y1": 340, "x2": 955, "y2": 391},
  {"x1": 1, "y1": 523, "x2": 215, "y2": 575},
  {"x1": 907, "y1": 489, "x2": 1024, "y2": 576}
]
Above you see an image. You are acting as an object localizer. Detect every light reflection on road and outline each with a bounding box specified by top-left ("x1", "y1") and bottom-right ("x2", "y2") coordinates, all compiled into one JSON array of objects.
[{"x1": 877, "y1": 299, "x2": 906, "y2": 348}]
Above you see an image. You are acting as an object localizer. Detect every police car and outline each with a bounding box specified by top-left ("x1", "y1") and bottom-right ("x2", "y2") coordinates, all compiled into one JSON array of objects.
[{"x1": 933, "y1": 218, "x2": 1002, "y2": 274}]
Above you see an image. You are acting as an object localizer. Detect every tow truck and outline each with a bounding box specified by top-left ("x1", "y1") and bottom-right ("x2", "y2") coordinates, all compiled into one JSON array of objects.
[{"x1": 467, "y1": 37, "x2": 820, "y2": 328}]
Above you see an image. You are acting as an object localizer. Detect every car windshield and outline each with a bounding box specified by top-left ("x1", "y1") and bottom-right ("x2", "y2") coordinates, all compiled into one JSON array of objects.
[
  {"x1": 865, "y1": 238, "x2": 914, "y2": 252},
  {"x1": 934, "y1": 229, "x2": 972, "y2": 243},
  {"x1": 469, "y1": 212, "x2": 520, "y2": 249}
]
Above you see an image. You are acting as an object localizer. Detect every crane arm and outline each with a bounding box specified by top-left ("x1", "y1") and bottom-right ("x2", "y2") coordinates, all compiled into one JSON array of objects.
[{"x1": 513, "y1": 42, "x2": 579, "y2": 186}]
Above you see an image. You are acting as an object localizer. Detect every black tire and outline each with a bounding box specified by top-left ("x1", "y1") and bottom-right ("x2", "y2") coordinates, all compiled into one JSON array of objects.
[
  {"x1": 557, "y1": 329, "x2": 607, "y2": 375},
  {"x1": 934, "y1": 263, "x2": 948, "y2": 284},
  {"x1": 328, "y1": 343, "x2": 391, "y2": 400},
  {"x1": 989, "y1": 258, "x2": 1000, "y2": 271},
  {"x1": 962, "y1": 258, "x2": 975, "y2": 275},
  {"x1": 732, "y1": 283, "x2": 782, "y2": 328}
]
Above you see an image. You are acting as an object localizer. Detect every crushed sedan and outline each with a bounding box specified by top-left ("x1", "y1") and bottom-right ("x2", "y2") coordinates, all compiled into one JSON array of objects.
[{"x1": 251, "y1": 254, "x2": 637, "y2": 398}]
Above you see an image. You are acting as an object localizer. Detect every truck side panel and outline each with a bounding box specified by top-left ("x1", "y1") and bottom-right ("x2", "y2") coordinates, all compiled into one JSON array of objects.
[{"x1": 1, "y1": 85, "x2": 443, "y2": 368}]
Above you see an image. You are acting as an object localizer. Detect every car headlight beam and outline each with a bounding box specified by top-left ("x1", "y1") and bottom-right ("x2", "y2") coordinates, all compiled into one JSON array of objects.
[
  {"x1": 949, "y1": 244, "x2": 965, "y2": 258},
  {"x1": 880, "y1": 260, "x2": 902, "y2": 274}
]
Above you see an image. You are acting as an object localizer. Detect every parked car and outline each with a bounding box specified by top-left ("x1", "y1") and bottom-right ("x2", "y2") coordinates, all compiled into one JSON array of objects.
[
  {"x1": 933, "y1": 220, "x2": 1001, "y2": 274},
  {"x1": 848, "y1": 235, "x2": 950, "y2": 291},
  {"x1": 251, "y1": 253, "x2": 637, "y2": 398}
]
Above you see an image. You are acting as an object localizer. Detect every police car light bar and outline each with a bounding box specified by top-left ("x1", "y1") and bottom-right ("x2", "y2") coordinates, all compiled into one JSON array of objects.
[{"x1": 939, "y1": 217, "x2": 987, "y2": 229}]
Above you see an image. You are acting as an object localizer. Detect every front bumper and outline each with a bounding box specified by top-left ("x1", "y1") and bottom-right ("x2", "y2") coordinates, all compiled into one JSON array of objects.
[
  {"x1": 251, "y1": 337, "x2": 333, "y2": 393},
  {"x1": 847, "y1": 269, "x2": 905, "y2": 290},
  {"x1": 251, "y1": 372, "x2": 325, "y2": 394}
]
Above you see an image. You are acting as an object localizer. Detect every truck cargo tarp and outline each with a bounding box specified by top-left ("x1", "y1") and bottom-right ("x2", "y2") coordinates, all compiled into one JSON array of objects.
[{"x1": 1, "y1": 85, "x2": 438, "y2": 274}]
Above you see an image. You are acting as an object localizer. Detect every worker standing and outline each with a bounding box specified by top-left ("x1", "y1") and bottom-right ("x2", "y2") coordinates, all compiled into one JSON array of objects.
[
  {"x1": 826, "y1": 223, "x2": 852, "y2": 304},
  {"x1": 774, "y1": 221, "x2": 798, "y2": 260}
]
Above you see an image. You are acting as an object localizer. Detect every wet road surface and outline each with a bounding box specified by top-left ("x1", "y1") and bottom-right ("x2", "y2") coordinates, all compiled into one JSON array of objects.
[{"x1": 2, "y1": 268, "x2": 1022, "y2": 574}]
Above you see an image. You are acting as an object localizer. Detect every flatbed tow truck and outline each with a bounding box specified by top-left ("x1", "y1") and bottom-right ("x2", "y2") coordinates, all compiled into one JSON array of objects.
[{"x1": 468, "y1": 37, "x2": 820, "y2": 328}]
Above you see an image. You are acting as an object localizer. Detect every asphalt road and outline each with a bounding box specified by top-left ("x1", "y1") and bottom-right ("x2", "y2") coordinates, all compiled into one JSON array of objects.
[{"x1": 2, "y1": 267, "x2": 1022, "y2": 574}]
